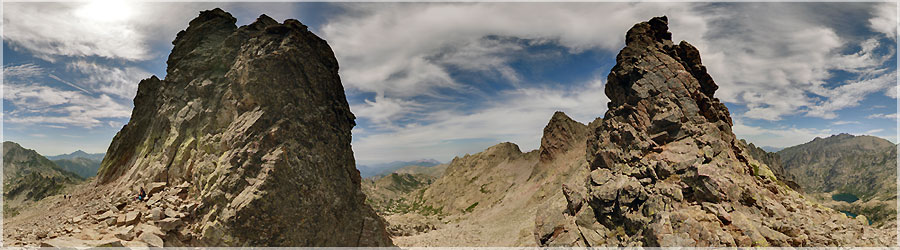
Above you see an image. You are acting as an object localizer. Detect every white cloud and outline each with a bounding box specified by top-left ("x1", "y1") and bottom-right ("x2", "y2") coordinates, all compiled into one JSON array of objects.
[
  {"x1": 350, "y1": 95, "x2": 422, "y2": 129},
  {"x1": 2, "y1": 2, "x2": 290, "y2": 62},
  {"x1": 66, "y1": 60, "x2": 150, "y2": 99},
  {"x1": 864, "y1": 128, "x2": 885, "y2": 134},
  {"x1": 886, "y1": 84, "x2": 898, "y2": 99},
  {"x1": 3, "y1": 2, "x2": 151, "y2": 61},
  {"x1": 867, "y1": 113, "x2": 898, "y2": 119},
  {"x1": 322, "y1": 3, "x2": 707, "y2": 98},
  {"x1": 352, "y1": 78, "x2": 607, "y2": 164},
  {"x1": 694, "y1": 4, "x2": 895, "y2": 121},
  {"x1": 831, "y1": 120, "x2": 861, "y2": 125},
  {"x1": 868, "y1": 2, "x2": 897, "y2": 39},
  {"x1": 806, "y1": 72, "x2": 897, "y2": 119},
  {"x1": 733, "y1": 118, "x2": 833, "y2": 148},
  {"x1": 3, "y1": 63, "x2": 44, "y2": 79},
  {"x1": 3, "y1": 83, "x2": 131, "y2": 128}
]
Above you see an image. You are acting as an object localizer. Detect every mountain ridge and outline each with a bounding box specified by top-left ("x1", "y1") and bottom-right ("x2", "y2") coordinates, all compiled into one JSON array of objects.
[{"x1": 536, "y1": 16, "x2": 893, "y2": 246}]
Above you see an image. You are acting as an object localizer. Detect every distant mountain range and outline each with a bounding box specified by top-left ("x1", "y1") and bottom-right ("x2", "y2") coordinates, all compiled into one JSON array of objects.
[
  {"x1": 46, "y1": 150, "x2": 105, "y2": 162},
  {"x1": 778, "y1": 133, "x2": 897, "y2": 226},
  {"x1": 357, "y1": 159, "x2": 442, "y2": 178},
  {"x1": 44, "y1": 150, "x2": 105, "y2": 179}
]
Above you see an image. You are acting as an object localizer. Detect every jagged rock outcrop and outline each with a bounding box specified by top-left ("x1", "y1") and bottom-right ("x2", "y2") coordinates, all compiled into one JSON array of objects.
[
  {"x1": 741, "y1": 140, "x2": 801, "y2": 191},
  {"x1": 3, "y1": 141, "x2": 83, "y2": 217},
  {"x1": 536, "y1": 16, "x2": 894, "y2": 246},
  {"x1": 540, "y1": 111, "x2": 589, "y2": 163},
  {"x1": 386, "y1": 112, "x2": 592, "y2": 246},
  {"x1": 94, "y1": 9, "x2": 391, "y2": 246}
]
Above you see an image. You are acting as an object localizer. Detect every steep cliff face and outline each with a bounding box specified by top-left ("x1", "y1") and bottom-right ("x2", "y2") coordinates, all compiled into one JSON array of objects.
[
  {"x1": 95, "y1": 9, "x2": 391, "y2": 246},
  {"x1": 540, "y1": 111, "x2": 589, "y2": 163},
  {"x1": 536, "y1": 16, "x2": 893, "y2": 246}
]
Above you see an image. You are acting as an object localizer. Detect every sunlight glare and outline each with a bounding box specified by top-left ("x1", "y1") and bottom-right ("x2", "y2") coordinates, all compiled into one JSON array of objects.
[{"x1": 74, "y1": 1, "x2": 135, "y2": 23}]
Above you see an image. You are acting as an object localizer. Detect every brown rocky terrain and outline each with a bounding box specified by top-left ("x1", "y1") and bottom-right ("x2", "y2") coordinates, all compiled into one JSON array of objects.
[
  {"x1": 535, "y1": 16, "x2": 895, "y2": 246},
  {"x1": 3, "y1": 8, "x2": 391, "y2": 247},
  {"x1": 384, "y1": 111, "x2": 592, "y2": 246}
]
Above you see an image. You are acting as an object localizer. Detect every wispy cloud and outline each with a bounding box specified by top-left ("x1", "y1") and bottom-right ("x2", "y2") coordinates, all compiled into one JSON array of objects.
[
  {"x1": 733, "y1": 118, "x2": 833, "y2": 148},
  {"x1": 868, "y1": 2, "x2": 897, "y2": 39},
  {"x1": 3, "y1": 2, "x2": 151, "y2": 61},
  {"x1": 864, "y1": 128, "x2": 885, "y2": 134},
  {"x1": 352, "y1": 77, "x2": 607, "y2": 164},
  {"x1": 323, "y1": 2, "x2": 706, "y2": 99},
  {"x1": 806, "y1": 72, "x2": 897, "y2": 119},
  {"x1": 4, "y1": 82, "x2": 131, "y2": 128},
  {"x1": 48, "y1": 74, "x2": 93, "y2": 95},
  {"x1": 695, "y1": 3, "x2": 896, "y2": 121},
  {"x1": 832, "y1": 120, "x2": 861, "y2": 125},
  {"x1": 3, "y1": 63, "x2": 44, "y2": 79},
  {"x1": 867, "y1": 113, "x2": 898, "y2": 119},
  {"x1": 66, "y1": 60, "x2": 150, "y2": 99}
]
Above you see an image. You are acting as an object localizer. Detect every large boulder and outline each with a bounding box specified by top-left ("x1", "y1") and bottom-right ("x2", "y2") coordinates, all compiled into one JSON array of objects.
[{"x1": 95, "y1": 8, "x2": 392, "y2": 246}]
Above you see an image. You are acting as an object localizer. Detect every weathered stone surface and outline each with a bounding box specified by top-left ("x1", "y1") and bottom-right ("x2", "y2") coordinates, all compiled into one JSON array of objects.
[
  {"x1": 158, "y1": 218, "x2": 183, "y2": 232},
  {"x1": 540, "y1": 111, "x2": 588, "y2": 162},
  {"x1": 93, "y1": 8, "x2": 391, "y2": 246},
  {"x1": 147, "y1": 182, "x2": 167, "y2": 196},
  {"x1": 114, "y1": 226, "x2": 136, "y2": 241},
  {"x1": 139, "y1": 232, "x2": 164, "y2": 247},
  {"x1": 149, "y1": 207, "x2": 163, "y2": 221},
  {"x1": 536, "y1": 16, "x2": 894, "y2": 247},
  {"x1": 124, "y1": 211, "x2": 141, "y2": 226}
]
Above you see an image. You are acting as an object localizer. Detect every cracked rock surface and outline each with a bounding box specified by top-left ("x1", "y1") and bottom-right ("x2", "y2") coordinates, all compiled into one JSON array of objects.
[{"x1": 535, "y1": 16, "x2": 895, "y2": 247}]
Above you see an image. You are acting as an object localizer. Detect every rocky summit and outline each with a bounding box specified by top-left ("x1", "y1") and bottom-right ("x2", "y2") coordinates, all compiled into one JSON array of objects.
[
  {"x1": 535, "y1": 16, "x2": 894, "y2": 246},
  {"x1": 540, "y1": 111, "x2": 589, "y2": 163},
  {"x1": 91, "y1": 8, "x2": 391, "y2": 246}
]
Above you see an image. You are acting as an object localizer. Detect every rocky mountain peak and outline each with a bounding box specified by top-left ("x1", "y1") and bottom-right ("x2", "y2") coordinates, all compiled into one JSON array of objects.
[
  {"x1": 537, "y1": 16, "x2": 892, "y2": 247},
  {"x1": 95, "y1": 9, "x2": 390, "y2": 246},
  {"x1": 540, "y1": 111, "x2": 588, "y2": 162}
]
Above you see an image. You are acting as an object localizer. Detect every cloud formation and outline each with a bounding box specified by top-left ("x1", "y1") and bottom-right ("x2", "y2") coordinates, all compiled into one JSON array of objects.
[
  {"x1": 4, "y1": 82, "x2": 131, "y2": 128},
  {"x1": 351, "y1": 78, "x2": 608, "y2": 164},
  {"x1": 66, "y1": 60, "x2": 151, "y2": 99},
  {"x1": 696, "y1": 3, "x2": 896, "y2": 121},
  {"x1": 322, "y1": 3, "x2": 707, "y2": 98}
]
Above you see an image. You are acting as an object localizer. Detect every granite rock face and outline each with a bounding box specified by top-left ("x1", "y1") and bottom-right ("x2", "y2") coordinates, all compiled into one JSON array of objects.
[
  {"x1": 95, "y1": 9, "x2": 392, "y2": 246},
  {"x1": 536, "y1": 16, "x2": 894, "y2": 247},
  {"x1": 540, "y1": 112, "x2": 589, "y2": 163}
]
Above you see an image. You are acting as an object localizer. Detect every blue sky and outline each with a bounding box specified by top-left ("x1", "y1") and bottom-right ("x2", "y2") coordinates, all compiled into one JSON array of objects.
[{"x1": 3, "y1": 2, "x2": 897, "y2": 165}]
